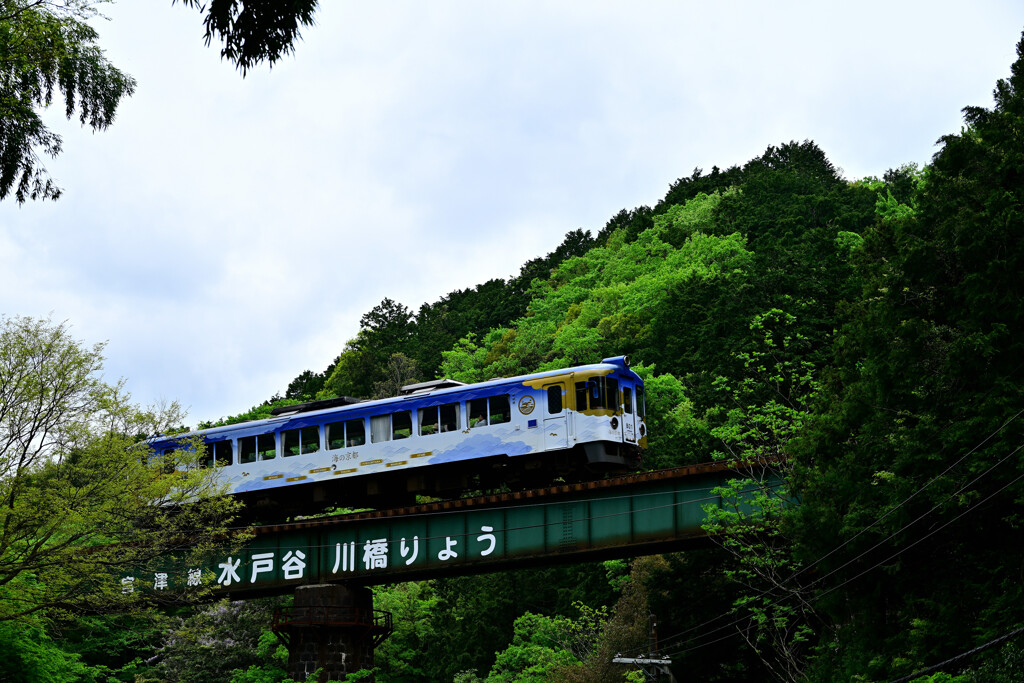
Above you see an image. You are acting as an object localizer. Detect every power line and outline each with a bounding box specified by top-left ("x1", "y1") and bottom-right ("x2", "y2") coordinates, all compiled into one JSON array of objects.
[
  {"x1": 889, "y1": 624, "x2": 1024, "y2": 683},
  {"x1": 789, "y1": 406, "x2": 1024, "y2": 585},
  {"x1": 655, "y1": 453, "x2": 1024, "y2": 663},
  {"x1": 620, "y1": 410, "x2": 1024, "y2": 660}
]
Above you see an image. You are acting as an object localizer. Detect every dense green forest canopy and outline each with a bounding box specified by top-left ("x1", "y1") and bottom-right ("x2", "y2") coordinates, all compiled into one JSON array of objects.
[{"x1": 5, "y1": 27, "x2": 1024, "y2": 683}]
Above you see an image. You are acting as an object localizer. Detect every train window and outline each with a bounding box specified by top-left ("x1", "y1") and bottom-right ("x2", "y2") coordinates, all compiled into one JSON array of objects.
[
  {"x1": 468, "y1": 398, "x2": 487, "y2": 428},
  {"x1": 258, "y1": 434, "x2": 276, "y2": 460},
  {"x1": 327, "y1": 421, "x2": 345, "y2": 450},
  {"x1": 546, "y1": 385, "x2": 562, "y2": 414},
  {"x1": 591, "y1": 378, "x2": 607, "y2": 409},
  {"x1": 216, "y1": 440, "x2": 232, "y2": 466},
  {"x1": 576, "y1": 378, "x2": 616, "y2": 411},
  {"x1": 636, "y1": 386, "x2": 646, "y2": 417},
  {"x1": 283, "y1": 429, "x2": 301, "y2": 456},
  {"x1": 623, "y1": 386, "x2": 633, "y2": 414},
  {"x1": 392, "y1": 411, "x2": 412, "y2": 440},
  {"x1": 419, "y1": 407, "x2": 440, "y2": 435},
  {"x1": 205, "y1": 440, "x2": 232, "y2": 467},
  {"x1": 161, "y1": 447, "x2": 176, "y2": 473},
  {"x1": 422, "y1": 402, "x2": 461, "y2": 434},
  {"x1": 468, "y1": 395, "x2": 510, "y2": 427},
  {"x1": 371, "y1": 415, "x2": 390, "y2": 443},
  {"x1": 346, "y1": 418, "x2": 365, "y2": 446},
  {"x1": 440, "y1": 402, "x2": 460, "y2": 432},
  {"x1": 282, "y1": 427, "x2": 318, "y2": 456},
  {"x1": 575, "y1": 382, "x2": 588, "y2": 410},
  {"x1": 490, "y1": 395, "x2": 510, "y2": 424},
  {"x1": 301, "y1": 426, "x2": 320, "y2": 454},
  {"x1": 239, "y1": 436, "x2": 257, "y2": 464}
]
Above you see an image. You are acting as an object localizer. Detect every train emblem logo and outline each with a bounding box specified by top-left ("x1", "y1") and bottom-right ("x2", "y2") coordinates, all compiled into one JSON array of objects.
[{"x1": 518, "y1": 395, "x2": 536, "y2": 415}]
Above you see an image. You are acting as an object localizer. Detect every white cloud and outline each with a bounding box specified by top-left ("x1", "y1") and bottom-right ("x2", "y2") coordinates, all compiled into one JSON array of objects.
[{"x1": 2, "y1": 0, "x2": 1023, "y2": 423}]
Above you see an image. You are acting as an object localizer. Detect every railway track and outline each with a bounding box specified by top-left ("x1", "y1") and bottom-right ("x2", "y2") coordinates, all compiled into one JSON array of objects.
[{"x1": 251, "y1": 459, "x2": 770, "y2": 535}]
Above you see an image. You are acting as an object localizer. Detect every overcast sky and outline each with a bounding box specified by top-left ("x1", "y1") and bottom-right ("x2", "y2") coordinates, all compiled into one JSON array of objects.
[{"x1": 2, "y1": 1, "x2": 1023, "y2": 425}]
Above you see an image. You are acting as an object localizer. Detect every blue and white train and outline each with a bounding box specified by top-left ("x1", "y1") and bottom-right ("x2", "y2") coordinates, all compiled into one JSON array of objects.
[{"x1": 152, "y1": 356, "x2": 646, "y2": 517}]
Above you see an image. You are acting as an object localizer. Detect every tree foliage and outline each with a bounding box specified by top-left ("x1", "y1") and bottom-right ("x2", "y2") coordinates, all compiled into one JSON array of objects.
[
  {"x1": 0, "y1": 0, "x2": 136, "y2": 202},
  {"x1": 787, "y1": 32, "x2": 1024, "y2": 681},
  {"x1": 0, "y1": 316, "x2": 239, "y2": 621},
  {"x1": 157, "y1": 598, "x2": 288, "y2": 683},
  {"x1": 0, "y1": 611, "x2": 92, "y2": 683},
  {"x1": 172, "y1": 0, "x2": 318, "y2": 74}
]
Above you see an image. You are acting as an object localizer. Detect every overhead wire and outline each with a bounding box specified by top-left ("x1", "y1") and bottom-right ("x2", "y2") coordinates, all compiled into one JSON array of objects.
[
  {"x1": 618, "y1": 408, "x2": 1024, "y2": 660},
  {"x1": 651, "y1": 439, "x2": 1024, "y2": 660},
  {"x1": 889, "y1": 624, "x2": 1024, "y2": 683},
  {"x1": 659, "y1": 443, "x2": 1024, "y2": 661}
]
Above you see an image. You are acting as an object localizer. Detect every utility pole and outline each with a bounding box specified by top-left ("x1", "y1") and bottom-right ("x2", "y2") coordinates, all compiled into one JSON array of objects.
[{"x1": 612, "y1": 613, "x2": 676, "y2": 682}]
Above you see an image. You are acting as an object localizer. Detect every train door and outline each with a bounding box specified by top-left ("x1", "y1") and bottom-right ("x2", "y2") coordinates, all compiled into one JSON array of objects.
[
  {"x1": 542, "y1": 381, "x2": 569, "y2": 450},
  {"x1": 621, "y1": 382, "x2": 637, "y2": 444}
]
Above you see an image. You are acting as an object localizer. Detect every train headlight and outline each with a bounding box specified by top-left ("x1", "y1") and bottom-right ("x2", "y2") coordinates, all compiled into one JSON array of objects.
[
  {"x1": 639, "y1": 424, "x2": 646, "y2": 437},
  {"x1": 610, "y1": 417, "x2": 619, "y2": 430}
]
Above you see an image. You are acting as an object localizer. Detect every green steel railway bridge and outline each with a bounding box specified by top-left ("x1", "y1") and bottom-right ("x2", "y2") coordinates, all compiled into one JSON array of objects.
[{"x1": 128, "y1": 460, "x2": 785, "y2": 680}]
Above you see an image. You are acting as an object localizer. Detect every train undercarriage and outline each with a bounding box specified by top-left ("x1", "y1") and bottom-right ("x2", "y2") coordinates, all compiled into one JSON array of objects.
[{"x1": 234, "y1": 443, "x2": 642, "y2": 524}]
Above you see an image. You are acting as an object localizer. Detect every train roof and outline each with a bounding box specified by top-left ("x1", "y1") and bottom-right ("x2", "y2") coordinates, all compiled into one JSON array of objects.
[{"x1": 151, "y1": 356, "x2": 638, "y2": 444}]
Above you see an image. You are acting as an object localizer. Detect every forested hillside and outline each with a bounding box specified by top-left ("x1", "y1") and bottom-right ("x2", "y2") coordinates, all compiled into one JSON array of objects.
[{"x1": 8, "y1": 30, "x2": 1024, "y2": 683}]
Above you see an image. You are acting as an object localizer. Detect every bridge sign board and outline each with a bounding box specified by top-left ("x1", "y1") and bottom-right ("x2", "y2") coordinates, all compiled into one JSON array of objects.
[{"x1": 120, "y1": 462, "x2": 785, "y2": 600}]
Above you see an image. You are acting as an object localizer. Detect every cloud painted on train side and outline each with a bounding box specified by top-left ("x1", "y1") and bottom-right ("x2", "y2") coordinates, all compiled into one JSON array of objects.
[
  {"x1": 426, "y1": 433, "x2": 532, "y2": 466},
  {"x1": 228, "y1": 433, "x2": 532, "y2": 496}
]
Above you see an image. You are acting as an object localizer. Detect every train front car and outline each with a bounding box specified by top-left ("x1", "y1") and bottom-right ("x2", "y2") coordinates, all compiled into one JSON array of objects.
[
  {"x1": 517, "y1": 355, "x2": 646, "y2": 473},
  {"x1": 148, "y1": 356, "x2": 646, "y2": 519}
]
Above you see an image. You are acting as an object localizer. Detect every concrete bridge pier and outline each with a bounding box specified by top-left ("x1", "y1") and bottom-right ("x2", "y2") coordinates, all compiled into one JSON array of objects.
[{"x1": 273, "y1": 584, "x2": 393, "y2": 682}]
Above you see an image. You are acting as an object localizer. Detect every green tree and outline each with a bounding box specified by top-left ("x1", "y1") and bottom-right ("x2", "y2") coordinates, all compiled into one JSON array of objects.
[
  {"x1": 173, "y1": 0, "x2": 318, "y2": 74},
  {"x1": 630, "y1": 364, "x2": 713, "y2": 469},
  {"x1": 372, "y1": 581, "x2": 439, "y2": 682},
  {"x1": 437, "y1": 196, "x2": 753, "y2": 384},
  {"x1": 53, "y1": 612, "x2": 168, "y2": 682},
  {"x1": 554, "y1": 557, "x2": 664, "y2": 683},
  {"x1": 483, "y1": 611, "x2": 582, "y2": 682},
  {"x1": 0, "y1": 611, "x2": 91, "y2": 683},
  {"x1": 0, "y1": 315, "x2": 239, "y2": 621},
  {"x1": 0, "y1": 0, "x2": 136, "y2": 202},
  {"x1": 345, "y1": 298, "x2": 417, "y2": 396},
  {"x1": 157, "y1": 598, "x2": 287, "y2": 683},
  {"x1": 318, "y1": 300, "x2": 421, "y2": 400},
  {"x1": 594, "y1": 206, "x2": 654, "y2": 246},
  {"x1": 791, "y1": 32, "x2": 1024, "y2": 681},
  {"x1": 421, "y1": 565, "x2": 616, "y2": 681},
  {"x1": 506, "y1": 229, "x2": 597, "y2": 309},
  {"x1": 412, "y1": 278, "x2": 521, "y2": 378},
  {"x1": 697, "y1": 310, "x2": 817, "y2": 682},
  {"x1": 370, "y1": 351, "x2": 421, "y2": 400},
  {"x1": 656, "y1": 164, "x2": 745, "y2": 212},
  {"x1": 438, "y1": 333, "x2": 489, "y2": 385},
  {"x1": 320, "y1": 336, "x2": 375, "y2": 399},
  {"x1": 647, "y1": 143, "x2": 875, "y2": 415},
  {"x1": 284, "y1": 369, "x2": 328, "y2": 401}
]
